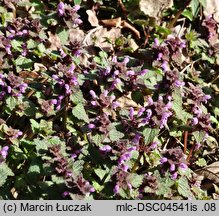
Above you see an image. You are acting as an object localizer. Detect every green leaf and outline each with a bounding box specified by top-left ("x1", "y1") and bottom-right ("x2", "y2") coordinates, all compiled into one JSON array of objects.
[
  {"x1": 92, "y1": 134, "x2": 104, "y2": 146},
  {"x1": 131, "y1": 91, "x2": 144, "y2": 106},
  {"x1": 109, "y1": 129, "x2": 124, "y2": 142},
  {"x1": 6, "y1": 96, "x2": 17, "y2": 111},
  {"x1": 190, "y1": 0, "x2": 200, "y2": 17},
  {"x1": 69, "y1": 160, "x2": 84, "y2": 176},
  {"x1": 70, "y1": 89, "x2": 85, "y2": 104},
  {"x1": 201, "y1": 53, "x2": 215, "y2": 64},
  {"x1": 30, "y1": 119, "x2": 40, "y2": 133},
  {"x1": 34, "y1": 138, "x2": 49, "y2": 153},
  {"x1": 193, "y1": 131, "x2": 205, "y2": 143},
  {"x1": 154, "y1": 171, "x2": 174, "y2": 197},
  {"x1": 0, "y1": 164, "x2": 14, "y2": 187},
  {"x1": 15, "y1": 56, "x2": 33, "y2": 69},
  {"x1": 177, "y1": 177, "x2": 193, "y2": 198},
  {"x1": 182, "y1": 8, "x2": 193, "y2": 21},
  {"x1": 128, "y1": 173, "x2": 143, "y2": 188},
  {"x1": 195, "y1": 158, "x2": 207, "y2": 167},
  {"x1": 72, "y1": 103, "x2": 89, "y2": 123},
  {"x1": 11, "y1": 39, "x2": 23, "y2": 51},
  {"x1": 27, "y1": 39, "x2": 38, "y2": 49},
  {"x1": 142, "y1": 128, "x2": 159, "y2": 145},
  {"x1": 172, "y1": 88, "x2": 192, "y2": 123},
  {"x1": 28, "y1": 159, "x2": 42, "y2": 175},
  {"x1": 57, "y1": 28, "x2": 69, "y2": 45},
  {"x1": 74, "y1": 0, "x2": 81, "y2": 5},
  {"x1": 94, "y1": 168, "x2": 107, "y2": 180},
  {"x1": 198, "y1": 0, "x2": 206, "y2": 7}
]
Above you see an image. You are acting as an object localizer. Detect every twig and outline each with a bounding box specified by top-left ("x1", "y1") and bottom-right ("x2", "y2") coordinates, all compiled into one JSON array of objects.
[
  {"x1": 131, "y1": 152, "x2": 143, "y2": 173},
  {"x1": 117, "y1": 0, "x2": 128, "y2": 18},
  {"x1": 186, "y1": 141, "x2": 196, "y2": 162},
  {"x1": 183, "y1": 130, "x2": 188, "y2": 154},
  {"x1": 168, "y1": 0, "x2": 192, "y2": 29}
]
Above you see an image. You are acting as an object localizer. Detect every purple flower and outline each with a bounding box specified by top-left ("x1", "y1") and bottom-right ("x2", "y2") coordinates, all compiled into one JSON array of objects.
[
  {"x1": 179, "y1": 163, "x2": 188, "y2": 170},
  {"x1": 7, "y1": 86, "x2": 12, "y2": 93},
  {"x1": 57, "y1": 2, "x2": 65, "y2": 16},
  {"x1": 170, "y1": 163, "x2": 175, "y2": 172},
  {"x1": 89, "y1": 90, "x2": 97, "y2": 99},
  {"x1": 0, "y1": 146, "x2": 9, "y2": 159},
  {"x1": 71, "y1": 153, "x2": 77, "y2": 159},
  {"x1": 74, "y1": 18, "x2": 83, "y2": 25},
  {"x1": 50, "y1": 99, "x2": 57, "y2": 105},
  {"x1": 160, "y1": 157, "x2": 168, "y2": 164},
  {"x1": 203, "y1": 95, "x2": 211, "y2": 103},
  {"x1": 114, "y1": 184, "x2": 120, "y2": 194},
  {"x1": 174, "y1": 80, "x2": 185, "y2": 87},
  {"x1": 89, "y1": 187, "x2": 95, "y2": 193},
  {"x1": 68, "y1": 64, "x2": 75, "y2": 74},
  {"x1": 62, "y1": 191, "x2": 70, "y2": 197},
  {"x1": 59, "y1": 48, "x2": 66, "y2": 58},
  {"x1": 73, "y1": 5, "x2": 80, "y2": 11},
  {"x1": 121, "y1": 164, "x2": 129, "y2": 172},
  {"x1": 194, "y1": 143, "x2": 201, "y2": 151},
  {"x1": 126, "y1": 70, "x2": 135, "y2": 76},
  {"x1": 171, "y1": 172, "x2": 178, "y2": 180},
  {"x1": 19, "y1": 83, "x2": 28, "y2": 93},
  {"x1": 132, "y1": 133, "x2": 141, "y2": 144},
  {"x1": 129, "y1": 107, "x2": 134, "y2": 120},
  {"x1": 137, "y1": 107, "x2": 145, "y2": 117},
  {"x1": 154, "y1": 38, "x2": 159, "y2": 46},
  {"x1": 139, "y1": 69, "x2": 148, "y2": 76},
  {"x1": 147, "y1": 97, "x2": 153, "y2": 105},
  {"x1": 70, "y1": 77, "x2": 78, "y2": 85},
  {"x1": 99, "y1": 145, "x2": 112, "y2": 153},
  {"x1": 91, "y1": 101, "x2": 97, "y2": 106},
  {"x1": 112, "y1": 101, "x2": 120, "y2": 109},
  {"x1": 150, "y1": 141, "x2": 158, "y2": 150},
  {"x1": 5, "y1": 44, "x2": 12, "y2": 55},
  {"x1": 88, "y1": 123, "x2": 96, "y2": 129},
  {"x1": 161, "y1": 61, "x2": 169, "y2": 71},
  {"x1": 192, "y1": 117, "x2": 198, "y2": 125},
  {"x1": 157, "y1": 52, "x2": 163, "y2": 60},
  {"x1": 104, "y1": 66, "x2": 111, "y2": 76},
  {"x1": 112, "y1": 56, "x2": 117, "y2": 62},
  {"x1": 113, "y1": 70, "x2": 119, "y2": 78},
  {"x1": 123, "y1": 56, "x2": 129, "y2": 64}
]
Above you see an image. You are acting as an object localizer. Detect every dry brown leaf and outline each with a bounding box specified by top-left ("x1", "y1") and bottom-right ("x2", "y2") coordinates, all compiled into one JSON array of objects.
[
  {"x1": 86, "y1": 9, "x2": 99, "y2": 27},
  {"x1": 84, "y1": 27, "x2": 121, "y2": 52},
  {"x1": 203, "y1": 0, "x2": 219, "y2": 23},
  {"x1": 69, "y1": 28, "x2": 85, "y2": 43},
  {"x1": 196, "y1": 161, "x2": 219, "y2": 185},
  {"x1": 100, "y1": 17, "x2": 122, "y2": 27},
  {"x1": 117, "y1": 92, "x2": 142, "y2": 109},
  {"x1": 47, "y1": 31, "x2": 61, "y2": 50},
  {"x1": 139, "y1": 0, "x2": 173, "y2": 19}
]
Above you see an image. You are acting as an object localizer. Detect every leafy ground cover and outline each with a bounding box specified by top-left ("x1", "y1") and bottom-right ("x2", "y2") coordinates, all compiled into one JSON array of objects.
[{"x1": 0, "y1": 0, "x2": 219, "y2": 199}]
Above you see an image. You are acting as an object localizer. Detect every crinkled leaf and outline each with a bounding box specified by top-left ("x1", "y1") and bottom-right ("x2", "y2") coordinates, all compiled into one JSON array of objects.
[
  {"x1": 193, "y1": 131, "x2": 205, "y2": 143},
  {"x1": 109, "y1": 129, "x2": 124, "y2": 142},
  {"x1": 0, "y1": 164, "x2": 14, "y2": 187},
  {"x1": 72, "y1": 103, "x2": 89, "y2": 123},
  {"x1": 128, "y1": 173, "x2": 144, "y2": 188},
  {"x1": 143, "y1": 128, "x2": 159, "y2": 145},
  {"x1": 177, "y1": 177, "x2": 194, "y2": 198}
]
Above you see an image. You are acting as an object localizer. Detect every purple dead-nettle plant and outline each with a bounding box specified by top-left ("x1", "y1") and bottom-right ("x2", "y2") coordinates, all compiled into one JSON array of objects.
[
  {"x1": 0, "y1": 72, "x2": 28, "y2": 99},
  {"x1": 160, "y1": 148, "x2": 188, "y2": 179}
]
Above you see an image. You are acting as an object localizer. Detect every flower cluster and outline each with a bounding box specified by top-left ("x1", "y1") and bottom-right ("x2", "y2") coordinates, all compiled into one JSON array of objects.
[
  {"x1": 57, "y1": 2, "x2": 82, "y2": 26},
  {"x1": 0, "y1": 72, "x2": 28, "y2": 100},
  {"x1": 160, "y1": 148, "x2": 188, "y2": 180}
]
